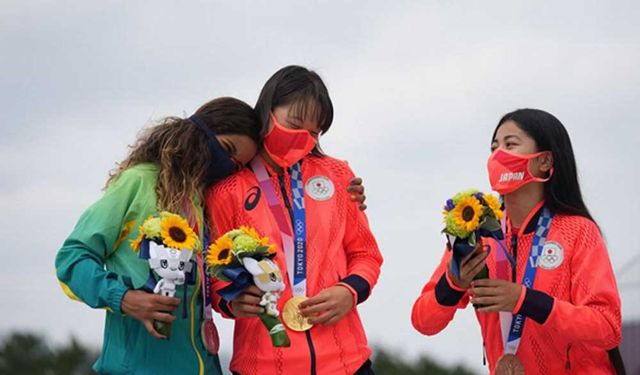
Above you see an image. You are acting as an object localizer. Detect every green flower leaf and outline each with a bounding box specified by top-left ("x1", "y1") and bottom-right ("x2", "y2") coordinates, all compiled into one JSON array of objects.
[
  {"x1": 468, "y1": 233, "x2": 477, "y2": 246},
  {"x1": 207, "y1": 266, "x2": 231, "y2": 282},
  {"x1": 481, "y1": 217, "x2": 501, "y2": 232}
]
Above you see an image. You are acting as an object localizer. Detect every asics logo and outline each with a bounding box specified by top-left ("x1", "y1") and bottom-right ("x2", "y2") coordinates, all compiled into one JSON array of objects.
[{"x1": 244, "y1": 186, "x2": 261, "y2": 211}]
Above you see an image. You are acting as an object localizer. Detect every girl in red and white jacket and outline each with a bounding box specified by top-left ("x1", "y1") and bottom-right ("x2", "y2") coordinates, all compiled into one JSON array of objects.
[
  {"x1": 207, "y1": 66, "x2": 382, "y2": 375},
  {"x1": 412, "y1": 109, "x2": 623, "y2": 374}
]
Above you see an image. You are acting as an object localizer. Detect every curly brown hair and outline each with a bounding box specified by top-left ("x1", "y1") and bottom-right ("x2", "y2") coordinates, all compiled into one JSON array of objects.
[{"x1": 107, "y1": 97, "x2": 260, "y2": 213}]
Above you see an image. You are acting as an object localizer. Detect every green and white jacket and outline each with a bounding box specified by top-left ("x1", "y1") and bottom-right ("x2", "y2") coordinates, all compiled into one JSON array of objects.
[{"x1": 55, "y1": 163, "x2": 222, "y2": 375}]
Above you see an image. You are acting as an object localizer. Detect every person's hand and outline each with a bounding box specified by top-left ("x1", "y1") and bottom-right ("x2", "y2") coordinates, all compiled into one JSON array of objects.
[
  {"x1": 229, "y1": 285, "x2": 265, "y2": 318},
  {"x1": 448, "y1": 242, "x2": 489, "y2": 289},
  {"x1": 299, "y1": 285, "x2": 354, "y2": 326},
  {"x1": 470, "y1": 279, "x2": 523, "y2": 313},
  {"x1": 121, "y1": 290, "x2": 180, "y2": 339},
  {"x1": 348, "y1": 178, "x2": 367, "y2": 211}
]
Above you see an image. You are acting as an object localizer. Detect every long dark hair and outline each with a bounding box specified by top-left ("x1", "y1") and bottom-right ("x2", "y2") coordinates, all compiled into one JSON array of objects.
[
  {"x1": 254, "y1": 65, "x2": 334, "y2": 153},
  {"x1": 492, "y1": 108, "x2": 594, "y2": 222},
  {"x1": 108, "y1": 97, "x2": 260, "y2": 213}
]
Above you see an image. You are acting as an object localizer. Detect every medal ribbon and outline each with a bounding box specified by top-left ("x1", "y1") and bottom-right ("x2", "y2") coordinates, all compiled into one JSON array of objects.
[
  {"x1": 197, "y1": 235, "x2": 213, "y2": 321},
  {"x1": 251, "y1": 157, "x2": 307, "y2": 297},
  {"x1": 496, "y1": 218, "x2": 512, "y2": 349},
  {"x1": 503, "y1": 207, "x2": 553, "y2": 354},
  {"x1": 289, "y1": 162, "x2": 308, "y2": 297},
  {"x1": 182, "y1": 200, "x2": 213, "y2": 321}
]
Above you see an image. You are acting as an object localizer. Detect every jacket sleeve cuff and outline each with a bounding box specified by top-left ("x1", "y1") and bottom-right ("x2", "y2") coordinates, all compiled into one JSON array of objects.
[
  {"x1": 336, "y1": 282, "x2": 358, "y2": 306},
  {"x1": 435, "y1": 272, "x2": 466, "y2": 306},
  {"x1": 445, "y1": 270, "x2": 468, "y2": 292},
  {"x1": 511, "y1": 285, "x2": 527, "y2": 314},
  {"x1": 516, "y1": 288, "x2": 555, "y2": 324},
  {"x1": 110, "y1": 283, "x2": 130, "y2": 315},
  {"x1": 340, "y1": 274, "x2": 371, "y2": 304}
]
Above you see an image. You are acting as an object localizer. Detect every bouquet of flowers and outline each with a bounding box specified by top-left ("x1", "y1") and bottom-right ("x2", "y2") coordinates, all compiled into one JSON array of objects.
[
  {"x1": 206, "y1": 226, "x2": 291, "y2": 347},
  {"x1": 442, "y1": 189, "x2": 504, "y2": 281},
  {"x1": 131, "y1": 211, "x2": 202, "y2": 338}
]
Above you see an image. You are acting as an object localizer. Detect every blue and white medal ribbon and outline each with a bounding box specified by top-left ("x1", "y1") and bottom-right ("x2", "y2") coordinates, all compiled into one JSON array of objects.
[
  {"x1": 503, "y1": 207, "x2": 553, "y2": 355},
  {"x1": 289, "y1": 162, "x2": 308, "y2": 297},
  {"x1": 250, "y1": 158, "x2": 308, "y2": 297}
]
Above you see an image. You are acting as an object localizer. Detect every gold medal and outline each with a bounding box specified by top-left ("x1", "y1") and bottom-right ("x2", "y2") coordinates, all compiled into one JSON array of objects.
[
  {"x1": 282, "y1": 296, "x2": 313, "y2": 332},
  {"x1": 495, "y1": 354, "x2": 525, "y2": 375}
]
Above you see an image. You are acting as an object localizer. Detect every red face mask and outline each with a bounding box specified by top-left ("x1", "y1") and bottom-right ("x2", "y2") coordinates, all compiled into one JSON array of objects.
[
  {"x1": 487, "y1": 148, "x2": 553, "y2": 195},
  {"x1": 263, "y1": 113, "x2": 317, "y2": 168}
]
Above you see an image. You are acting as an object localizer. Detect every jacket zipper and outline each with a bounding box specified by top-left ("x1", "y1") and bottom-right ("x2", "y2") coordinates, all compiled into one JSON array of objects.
[
  {"x1": 510, "y1": 234, "x2": 518, "y2": 282},
  {"x1": 482, "y1": 342, "x2": 487, "y2": 366},
  {"x1": 277, "y1": 173, "x2": 318, "y2": 375}
]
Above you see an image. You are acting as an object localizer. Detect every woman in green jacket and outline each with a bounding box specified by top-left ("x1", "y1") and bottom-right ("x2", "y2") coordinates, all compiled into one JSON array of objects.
[{"x1": 55, "y1": 97, "x2": 261, "y2": 375}]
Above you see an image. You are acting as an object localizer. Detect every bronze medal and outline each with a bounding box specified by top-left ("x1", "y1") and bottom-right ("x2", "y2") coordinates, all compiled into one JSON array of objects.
[
  {"x1": 495, "y1": 354, "x2": 525, "y2": 375},
  {"x1": 201, "y1": 319, "x2": 220, "y2": 354},
  {"x1": 282, "y1": 296, "x2": 313, "y2": 332}
]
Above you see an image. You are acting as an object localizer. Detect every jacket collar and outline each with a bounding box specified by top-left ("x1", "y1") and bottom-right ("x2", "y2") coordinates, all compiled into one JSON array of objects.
[{"x1": 507, "y1": 200, "x2": 546, "y2": 236}]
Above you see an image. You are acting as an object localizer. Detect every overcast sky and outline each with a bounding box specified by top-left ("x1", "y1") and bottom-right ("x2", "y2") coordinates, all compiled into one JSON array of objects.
[{"x1": 2, "y1": 1, "x2": 639, "y2": 373}]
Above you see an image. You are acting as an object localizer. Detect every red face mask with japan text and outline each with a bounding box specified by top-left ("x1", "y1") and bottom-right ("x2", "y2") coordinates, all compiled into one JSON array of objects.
[{"x1": 487, "y1": 148, "x2": 553, "y2": 195}]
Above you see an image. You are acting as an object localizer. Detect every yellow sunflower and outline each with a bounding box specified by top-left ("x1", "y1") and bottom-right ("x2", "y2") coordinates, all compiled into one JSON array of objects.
[
  {"x1": 206, "y1": 236, "x2": 235, "y2": 266},
  {"x1": 445, "y1": 214, "x2": 470, "y2": 238},
  {"x1": 258, "y1": 236, "x2": 277, "y2": 255},
  {"x1": 266, "y1": 244, "x2": 277, "y2": 255},
  {"x1": 160, "y1": 214, "x2": 197, "y2": 250},
  {"x1": 240, "y1": 226, "x2": 261, "y2": 241},
  {"x1": 451, "y1": 195, "x2": 483, "y2": 233},
  {"x1": 257, "y1": 235, "x2": 269, "y2": 247},
  {"x1": 483, "y1": 193, "x2": 504, "y2": 220}
]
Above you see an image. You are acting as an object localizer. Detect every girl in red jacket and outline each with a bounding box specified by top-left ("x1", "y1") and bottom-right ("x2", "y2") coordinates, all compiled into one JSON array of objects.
[
  {"x1": 412, "y1": 109, "x2": 623, "y2": 374},
  {"x1": 207, "y1": 66, "x2": 383, "y2": 375}
]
